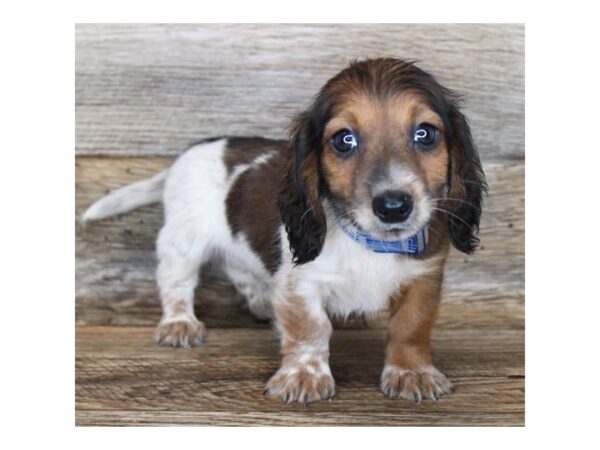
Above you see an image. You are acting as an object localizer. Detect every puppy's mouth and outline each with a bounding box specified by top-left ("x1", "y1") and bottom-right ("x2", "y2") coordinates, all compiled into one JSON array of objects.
[
  {"x1": 334, "y1": 207, "x2": 429, "y2": 241},
  {"x1": 368, "y1": 219, "x2": 427, "y2": 240}
]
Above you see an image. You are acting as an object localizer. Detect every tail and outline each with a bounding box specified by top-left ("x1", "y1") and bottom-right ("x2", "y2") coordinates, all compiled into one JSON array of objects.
[{"x1": 81, "y1": 170, "x2": 168, "y2": 222}]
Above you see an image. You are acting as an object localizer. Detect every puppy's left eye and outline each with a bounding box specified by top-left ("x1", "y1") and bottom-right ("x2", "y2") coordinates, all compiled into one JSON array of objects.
[
  {"x1": 413, "y1": 123, "x2": 440, "y2": 149},
  {"x1": 331, "y1": 129, "x2": 358, "y2": 155}
]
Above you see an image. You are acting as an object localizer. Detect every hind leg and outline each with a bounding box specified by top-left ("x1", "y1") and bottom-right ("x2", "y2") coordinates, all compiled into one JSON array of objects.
[
  {"x1": 154, "y1": 225, "x2": 207, "y2": 347},
  {"x1": 225, "y1": 267, "x2": 274, "y2": 321}
]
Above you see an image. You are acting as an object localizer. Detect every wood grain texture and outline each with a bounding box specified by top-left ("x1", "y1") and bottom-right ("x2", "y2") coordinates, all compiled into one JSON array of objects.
[
  {"x1": 75, "y1": 157, "x2": 524, "y2": 327},
  {"x1": 74, "y1": 25, "x2": 525, "y2": 426},
  {"x1": 75, "y1": 23, "x2": 524, "y2": 160},
  {"x1": 75, "y1": 326, "x2": 524, "y2": 426}
]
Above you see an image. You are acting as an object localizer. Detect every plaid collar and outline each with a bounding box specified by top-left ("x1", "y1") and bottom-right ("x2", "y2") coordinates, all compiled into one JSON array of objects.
[{"x1": 337, "y1": 221, "x2": 428, "y2": 255}]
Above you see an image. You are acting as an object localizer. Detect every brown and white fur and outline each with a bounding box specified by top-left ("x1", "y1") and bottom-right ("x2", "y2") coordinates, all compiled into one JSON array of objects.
[{"x1": 82, "y1": 59, "x2": 486, "y2": 405}]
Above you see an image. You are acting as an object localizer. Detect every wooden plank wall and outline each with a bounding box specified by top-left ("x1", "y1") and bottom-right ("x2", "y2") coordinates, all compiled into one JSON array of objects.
[{"x1": 75, "y1": 24, "x2": 525, "y2": 328}]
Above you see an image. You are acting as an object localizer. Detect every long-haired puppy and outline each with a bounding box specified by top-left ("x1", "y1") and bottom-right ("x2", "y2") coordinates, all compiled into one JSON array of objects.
[{"x1": 83, "y1": 58, "x2": 486, "y2": 405}]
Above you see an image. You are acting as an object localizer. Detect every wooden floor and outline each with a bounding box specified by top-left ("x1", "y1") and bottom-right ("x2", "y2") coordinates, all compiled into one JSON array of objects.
[{"x1": 75, "y1": 324, "x2": 524, "y2": 426}]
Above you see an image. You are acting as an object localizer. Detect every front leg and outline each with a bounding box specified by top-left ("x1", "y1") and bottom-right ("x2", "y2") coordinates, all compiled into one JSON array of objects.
[
  {"x1": 265, "y1": 284, "x2": 334, "y2": 405},
  {"x1": 381, "y1": 270, "x2": 454, "y2": 403}
]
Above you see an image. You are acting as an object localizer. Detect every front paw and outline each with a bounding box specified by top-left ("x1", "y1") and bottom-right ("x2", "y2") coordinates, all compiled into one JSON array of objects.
[
  {"x1": 155, "y1": 317, "x2": 206, "y2": 348},
  {"x1": 265, "y1": 364, "x2": 335, "y2": 405},
  {"x1": 381, "y1": 365, "x2": 454, "y2": 403}
]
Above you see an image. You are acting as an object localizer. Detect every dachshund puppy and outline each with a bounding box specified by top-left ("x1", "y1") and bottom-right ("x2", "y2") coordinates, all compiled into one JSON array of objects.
[{"x1": 83, "y1": 58, "x2": 486, "y2": 405}]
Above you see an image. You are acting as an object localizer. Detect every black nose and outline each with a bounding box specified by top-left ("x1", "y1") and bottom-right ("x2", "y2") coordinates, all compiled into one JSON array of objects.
[{"x1": 372, "y1": 191, "x2": 414, "y2": 223}]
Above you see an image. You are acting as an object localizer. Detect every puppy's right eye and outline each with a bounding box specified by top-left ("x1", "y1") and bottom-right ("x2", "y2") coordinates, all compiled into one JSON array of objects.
[
  {"x1": 413, "y1": 123, "x2": 440, "y2": 150},
  {"x1": 331, "y1": 129, "x2": 358, "y2": 155}
]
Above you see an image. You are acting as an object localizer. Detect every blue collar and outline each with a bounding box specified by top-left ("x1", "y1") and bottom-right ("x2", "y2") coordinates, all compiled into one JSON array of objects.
[{"x1": 337, "y1": 221, "x2": 428, "y2": 255}]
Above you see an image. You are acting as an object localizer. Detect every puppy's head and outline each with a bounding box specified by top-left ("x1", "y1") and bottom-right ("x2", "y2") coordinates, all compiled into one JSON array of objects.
[{"x1": 280, "y1": 58, "x2": 486, "y2": 264}]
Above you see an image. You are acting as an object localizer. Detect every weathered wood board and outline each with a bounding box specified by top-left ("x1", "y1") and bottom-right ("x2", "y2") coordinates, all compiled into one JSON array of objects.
[
  {"x1": 76, "y1": 326, "x2": 524, "y2": 426},
  {"x1": 75, "y1": 24, "x2": 524, "y2": 160},
  {"x1": 74, "y1": 24, "x2": 525, "y2": 427},
  {"x1": 75, "y1": 157, "x2": 524, "y2": 327}
]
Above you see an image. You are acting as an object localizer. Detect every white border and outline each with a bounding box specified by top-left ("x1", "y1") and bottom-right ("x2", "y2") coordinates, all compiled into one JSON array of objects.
[{"x1": 3, "y1": 0, "x2": 600, "y2": 447}]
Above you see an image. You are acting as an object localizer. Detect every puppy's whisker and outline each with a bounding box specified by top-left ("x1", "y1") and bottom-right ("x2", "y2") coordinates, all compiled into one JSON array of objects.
[
  {"x1": 430, "y1": 198, "x2": 481, "y2": 211},
  {"x1": 425, "y1": 219, "x2": 443, "y2": 238},
  {"x1": 333, "y1": 208, "x2": 361, "y2": 229},
  {"x1": 299, "y1": 206, "x2": 315, "y2": 224},
  {"x1": 462, "y1": 179, "x2": 486, "y2": 186},
  {"x1": 431, "y1": 207, "x2": 472, "y2": 229}
]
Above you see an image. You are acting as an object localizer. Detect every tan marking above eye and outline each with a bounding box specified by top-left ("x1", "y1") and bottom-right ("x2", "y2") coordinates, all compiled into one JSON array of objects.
[
  {"x1": 325, "y1": 93, "x2": 445, "y2": 146},
  {"x1": 412, "y1": 107, "x2": 444, "y2": 129},
  {"x1": 385, "y1": 91, "x2": 445, "y2": 133},
  {"x1": 324, "y1": 118, "x2": 357, "y2": 143}
]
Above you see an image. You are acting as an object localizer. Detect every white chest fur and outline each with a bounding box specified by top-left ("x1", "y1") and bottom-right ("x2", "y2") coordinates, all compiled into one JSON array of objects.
[{"x1": 290, "y1": 227, "x2": 436, "y2": 318}]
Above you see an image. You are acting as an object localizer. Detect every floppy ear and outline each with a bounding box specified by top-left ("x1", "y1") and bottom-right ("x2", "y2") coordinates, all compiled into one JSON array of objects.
[
  {"x1": 278, "y1": 114, "x2": 327, "y2": 265},
  {"x1": 446, "y1": 107, "x2": 487, "y2": 254}
]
